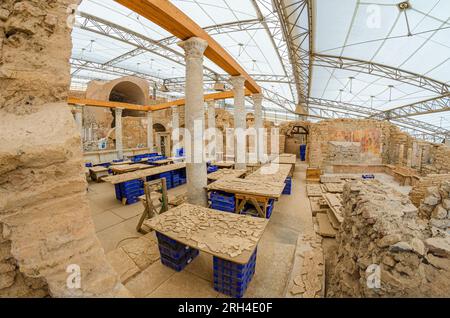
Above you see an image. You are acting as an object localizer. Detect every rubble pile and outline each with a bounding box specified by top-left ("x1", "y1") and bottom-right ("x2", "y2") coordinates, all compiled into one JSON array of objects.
[{"x1": 329, "y1": 180, "x2": 450, "y2": 297}]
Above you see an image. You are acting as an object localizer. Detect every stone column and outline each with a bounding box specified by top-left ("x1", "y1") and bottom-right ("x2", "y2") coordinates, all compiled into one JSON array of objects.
[
  {"x1": 207, "y1": 99, "x2": 216, "y2": 161},
  {"x1": 147, "y1": 111, "x2": 154, "y2": 152},
  {"x1": 178, "y1": 37, "x2": 208, "y2": 206},
  {"x1": 231, "y1": 75, "x2": 246, "y2": 169},
  {"x1": 115, "y1": 108, "x2": 124, "y2": 160},
  {"x1": 74, "y1": 104, "x2": 84, "y2": 140},
  {"x1": 171, "y1": 106, "x2": 180, "y2": 156},
  {"x1": 252, "y1": 94, "x2": 264, "y2": 163}
]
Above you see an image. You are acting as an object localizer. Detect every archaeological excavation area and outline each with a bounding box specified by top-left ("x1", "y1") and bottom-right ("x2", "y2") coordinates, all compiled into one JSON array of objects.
[{"x1": 0, "y1": 0, "x2": 449, "y2": 302}]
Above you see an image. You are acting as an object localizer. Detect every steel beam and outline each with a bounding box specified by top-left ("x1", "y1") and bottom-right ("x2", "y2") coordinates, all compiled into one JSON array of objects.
[
  {"x1": 75, "y1": 12, "x2": 220, "y2": 81},
  {"x1": 272, "y1": 0, "x2": 311, "y2": 105},
  {"x1": 313, "y1": 54, "x2": 449, "y2": 95},
  {"x1": 369, "y1": 94, "x2": 450, "y2": 120}
]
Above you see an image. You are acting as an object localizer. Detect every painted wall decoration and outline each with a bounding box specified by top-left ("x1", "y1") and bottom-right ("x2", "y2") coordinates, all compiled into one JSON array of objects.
[{"x1": 329, "y1": 128, "x2": 382, "y2": 155}]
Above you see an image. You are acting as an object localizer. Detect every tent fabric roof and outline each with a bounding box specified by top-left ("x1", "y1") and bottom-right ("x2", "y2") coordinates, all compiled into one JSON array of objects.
[{"x1": 71, "y1": 0, "x2": 449, "y2": 131}]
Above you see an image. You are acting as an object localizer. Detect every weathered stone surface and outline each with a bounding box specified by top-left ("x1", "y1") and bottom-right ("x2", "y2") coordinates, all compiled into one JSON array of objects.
[
  {"x1": 410, "y1": 238, "x2": 426, "y2": 256},
  {"x1": 329, "y1": 181, "x2": 450, "y2": 297},
  {"x1": 377, "y1": 234, "x2": 402, "y2": 248},
  {"x1": 425, "y1": 237, "x2": 450, "y2": 258},
  {"x1": 0, "y1": 0, "x2": 128, "y2": 297},
  {"x1": 389, "y1": 242, "x2": 413, "y2": 253},
  {"x1": 432, "y1": 205, "x2": 448, "y2": 219}
]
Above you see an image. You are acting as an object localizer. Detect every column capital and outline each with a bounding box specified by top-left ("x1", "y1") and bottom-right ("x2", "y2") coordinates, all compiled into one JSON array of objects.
[
  {"x1": 252, "y1": 93, "x2": 263, "y2": 105},
  {"x1": 178, "y1": 37, "x2": 208, "y2": 59},
  {"x1": 206, "y1": 99, "x2": 216, "y2": 107},
  {"x1": 147, "y1": 110, "x2": 153, "y2": 115},
  {"x1": 115, "y1": 107, "x2": 124, "y2": 114},
  {"x1": 230, "y1": 75, "x2": 246, "y2": 89}
]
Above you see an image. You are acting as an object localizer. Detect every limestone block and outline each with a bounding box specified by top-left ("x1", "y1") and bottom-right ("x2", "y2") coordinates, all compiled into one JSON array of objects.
[
  {"x1": 432, "y1": 205, "x2": 448, "y2": 219},
  {"x1": 425, "y1": 237, "x2": 450, "y2": 258}
]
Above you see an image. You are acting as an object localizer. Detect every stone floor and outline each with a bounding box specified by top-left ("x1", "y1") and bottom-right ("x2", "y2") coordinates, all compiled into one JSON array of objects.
[
  {"x1": 87, "y1": 164, "x2": 412, "y2": 298},
  {"x1": 87, "y1": 161, "x2": 316, "y2": 298}
]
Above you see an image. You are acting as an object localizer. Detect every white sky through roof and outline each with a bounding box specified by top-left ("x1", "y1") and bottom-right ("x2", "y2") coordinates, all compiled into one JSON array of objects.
[{"x1": 70, "y1": 0, "x2": 450, "y2": 133}]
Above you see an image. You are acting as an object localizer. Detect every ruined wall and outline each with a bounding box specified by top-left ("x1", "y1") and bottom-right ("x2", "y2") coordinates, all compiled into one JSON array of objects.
[
  {"x1": 0, "y1": 0, "x2": 127, "y2": 297},
  {"x1": 329, "y1": 181, "x2": 450, "y2": 297},
  {"x1": 308, "y1": 119, "x2": 391, "y2": 168},
  {"x1": 388, "y1": 126, "x2": 450, "y2": 175},
  {"x1": 409, "y1": 174, "x2": 450, "y2": 207}
]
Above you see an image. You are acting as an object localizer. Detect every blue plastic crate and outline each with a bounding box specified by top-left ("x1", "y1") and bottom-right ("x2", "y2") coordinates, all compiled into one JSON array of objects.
[
  {"x1": 85, "y1": 162, "x2": 93, "y2": 167},
  {"x1": 213, "y1": 250, "x2": 257, "y2": 298},
  {"x1": 160, "y1": 249, "x2": 199, "y2": 272},
  {"x1": 362, "y1": 174, "x2": 375, "y2": 179},
  {"x1": 214, "y1": 268, "x2": 255, "y2": 286},
  {"x1": 156, "y1": 232, "x2": 186, "y2": 250},
  {"x1": 211, "y1": 203, "x2": 235, "y2": 213},
  {"x1": 207, "y1": 165, "x2": 219, "y2": 174},
  {"x1": 210, "y1": 191, "x2": 235, "y2": 205},
  {"x1": 159, "y1": 244, "x2": 195, "y2": 260},
  {"x1": 214, "y1": 280, "x2": 251, "y2": 298},
  {"x1": 214, "y1": 249, "x2": 256, "y2": 272}
]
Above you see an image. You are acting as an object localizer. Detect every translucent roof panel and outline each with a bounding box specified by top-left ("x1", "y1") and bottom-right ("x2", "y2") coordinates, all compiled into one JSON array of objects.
[{"x1": 69, "y1": 0, "x2": 449, "y2": 138}]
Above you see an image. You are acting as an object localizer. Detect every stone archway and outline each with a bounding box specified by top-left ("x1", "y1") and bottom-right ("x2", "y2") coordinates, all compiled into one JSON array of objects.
[{"x1": 0, "y1": 1, "x2": 127, "y2": 297}]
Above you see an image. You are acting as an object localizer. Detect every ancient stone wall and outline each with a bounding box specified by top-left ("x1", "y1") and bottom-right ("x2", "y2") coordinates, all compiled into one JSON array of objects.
[
  {"x1": 326, "y1": 141, "x2": 361, "y2": 164},
  {"x1": 308, "y1": 119, "x2": 391, "y2": 168},
  {"x1": 410, "y1": 174, "x2": 450, "y2": 207},
  {"x1": 329, "y1": 181, "x2": 450, "y2": 297},
  {"x1": 0, "y1": 0, "x2": 127, "y2": 297}
]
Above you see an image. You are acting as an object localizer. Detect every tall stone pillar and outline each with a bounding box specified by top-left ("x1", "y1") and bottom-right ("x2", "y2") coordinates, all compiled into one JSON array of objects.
[
  {"x1": 147, "y1": 111, "x2": 154, "y2": 152},
  {"x1": 252, "y1": 94, "x2": 264, "y2": 163},
  {"x1": 231, "y1": 75, "x2": 246, "y2": 169},
  {"x1": 74, "y1": 105, "x2": 83, "y2": 140},
  {"x1": 207, "y1": 99, "x2": 216, "y2": 161},
  {"x1": 178, "y1": 37, "x2": 208, "y2": 206},
  {"x1": 171, "y1": 106, "x2": 180, "y2": 156},
  {"x1": 115, "y1": 108, "x2": 124, "y2": 160}
]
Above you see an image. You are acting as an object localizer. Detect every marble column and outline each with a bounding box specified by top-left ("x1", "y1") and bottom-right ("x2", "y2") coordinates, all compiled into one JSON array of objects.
[
  {"x1": 115, "y1": 107, "x2": 124, "y2": 160},
  {"x1": 171, "y1": 106, "x2": 180, "y2": 156},
  {"x1": 178, "y1": 37, "x2": 208, "y2": 206},
  {"x1": 207, "y1": 99, "x2": 216, "y2": 161},
  {"x1": 252, "y1": 94, "x2": 264, "y2": 163},
  {"x1": 147, "y1": 111, "x2": 154, "y2": 152},
  {"x1": 74, "y1": 104, "x2": 83, "y2": 140},
  {"x1": 231, "y1": 75, "x2": 246, "y2": 169}
]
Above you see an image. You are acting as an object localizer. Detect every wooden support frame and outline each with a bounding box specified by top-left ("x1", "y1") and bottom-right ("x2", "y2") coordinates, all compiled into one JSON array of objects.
[
  {"x1": 136, "y1": 178, "x2": 168, "y2": 233},
  {"x1": 235, "y1": 194, "x2": 270, "y2": 218},
  {"x1": 68, "y1": 89, "x2": 252, "y2": 111},
  {"x1": 115, "y1": 0, "x2": 261, "y2": 94}
]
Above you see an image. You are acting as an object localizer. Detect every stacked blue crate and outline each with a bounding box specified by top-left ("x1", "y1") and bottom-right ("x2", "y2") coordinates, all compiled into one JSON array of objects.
[
  {"x1": 300, "y1": 144, "x2": 307, "y2": 161},
  {"x1": 210, "y1": 191, "x2": 236, "y2": 212},
  {"x1": 213, "y1": 249, "x2": 257, "y2": 298},
  {"x1": 159, "y1": 172, "x2": 173, "y2": 189},
  {"x1": 362, "y1": 174, "x2": 375, "y2": 180},
  {"x1": 171, "y1": 170, "x2": 180, "y2": 187},
  {"x1": 179, "y1": 168, "x2": 187, "y2": 184},
  {"x1": 176, "y1": 148, "x2": 184, "y2": 157},
  {"x1": 114, "y1": 179, "x2": 144, "y2": 204},
  {"x1": 283, "y1": 177, "x2": 292, "y2": 195},
  {"x1": 156, "y1": 232, "x2": 199, "y2": 271},
  {"x1": 207, "y1": 165, "x2": 219, "y2": 174}
]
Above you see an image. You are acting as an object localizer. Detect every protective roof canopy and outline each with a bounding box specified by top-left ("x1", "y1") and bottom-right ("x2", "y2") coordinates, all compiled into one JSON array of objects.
[{"x1": 70, "y1": 0, "x2": 450, "y2": 134}]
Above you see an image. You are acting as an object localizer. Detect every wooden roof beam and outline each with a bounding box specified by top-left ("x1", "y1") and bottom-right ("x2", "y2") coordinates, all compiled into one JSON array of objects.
[
  {"x1": 115, "y1": 0, "x2": 261, "y2": 94},
  {"x1": 67, "y1": 89, "x2": 252, "y2": 111}
]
